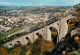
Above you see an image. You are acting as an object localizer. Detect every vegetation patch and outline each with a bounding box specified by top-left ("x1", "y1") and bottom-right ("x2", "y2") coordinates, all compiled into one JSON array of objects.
[
  {"x1": 0, "y1": 32, "x2": 6, "y2": 39},
  {"x1": 6, "y1": 27, "x2": 24, "y2": 35}
]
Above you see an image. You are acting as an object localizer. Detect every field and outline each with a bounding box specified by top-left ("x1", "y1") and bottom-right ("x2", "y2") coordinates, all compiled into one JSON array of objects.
[
  {"x1": 0, "y1": 32, "x2": 6, "y2": 39},
  {"x1": 0, "y1": 27, "x2": 24, "y2": 39}
]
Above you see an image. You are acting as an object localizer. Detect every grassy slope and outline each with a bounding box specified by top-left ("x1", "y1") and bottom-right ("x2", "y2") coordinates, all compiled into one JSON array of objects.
[
  {"x1": 0, "y1": 27, "x2": 24, "y2": 39},
  {"x1": 0, "y1": 32, "x2": 6, "y2": 39},
  {"x1": 6, "y1": 27, "x2": 24, "y2": 35}
]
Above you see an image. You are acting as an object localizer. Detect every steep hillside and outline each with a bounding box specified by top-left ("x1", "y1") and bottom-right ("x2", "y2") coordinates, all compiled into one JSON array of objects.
[{"x1": 0, "y1": 4, "x2": 80, "y2": 55}]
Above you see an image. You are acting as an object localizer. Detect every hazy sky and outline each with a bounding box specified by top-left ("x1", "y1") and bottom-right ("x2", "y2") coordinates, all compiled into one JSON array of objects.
[{"x1": 0, "y1": 0, "x2": 80, "y2": 6}]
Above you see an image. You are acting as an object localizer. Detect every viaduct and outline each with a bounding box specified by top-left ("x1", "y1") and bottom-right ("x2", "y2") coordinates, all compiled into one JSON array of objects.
[{"x1": 3, "y1": 15, "x2": 74, "y2": 48}]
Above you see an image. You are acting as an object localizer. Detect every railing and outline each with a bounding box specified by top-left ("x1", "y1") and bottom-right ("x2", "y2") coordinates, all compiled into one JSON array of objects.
[
  {"x1": 30, "y1": 17, "x2": 59, "y2": 32},
  {"x1": 46, "y1": 17, "x2": 58, "y2": 25}
]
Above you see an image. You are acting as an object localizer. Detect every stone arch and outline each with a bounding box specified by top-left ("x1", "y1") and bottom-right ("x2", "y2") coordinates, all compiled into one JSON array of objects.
[
  {"x1": 49, "y1": 27, "x2": 58, "y2": 44},
  {"x1": 9, "y1": 43, "x2": 13, "y2": 47},
  {"x1": 66, "y1": 18, "x2": 75, "y2": 24},
  {"x1": 28, "y1": 33, "x2": 34, "y2": 43},
  {"x1": 15, "y1": 41, "x2": 21, "y2": 46},
  {"x1": 46, "y1": 21, "x2": 60, "y2": 42},
  {"x1": 22, "y1": 33, "x2": 33, "y2": 45},
  {"x1": 36, "y1": 32, "x2": 42, "y2": 40},
  {"x1": 5, "y1": 42, "x2": 13, "y2": 48},
  {"x1": 9, "y1": 44, "x2": 13, "y2": 46},
  {"x1": 67, "y1": 19, "x2": 70, "y2": 24},
  {"x1": 22, "y1": 35, "x2": 29, "y2": 45},
  {"x1": 25, "y1": 37, "x2": 31, "y2": 44},
  {"x1": 33, "y1": 28, "x2": 45, "y2": 41},
  {"x1": 25, "y1": 37, "x2": 29, "y2": 40}
]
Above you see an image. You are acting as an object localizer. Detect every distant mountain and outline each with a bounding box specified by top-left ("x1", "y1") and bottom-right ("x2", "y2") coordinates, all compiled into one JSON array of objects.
[{"x1": 0, "y1": 6, "x2": 71, "y2": 13}]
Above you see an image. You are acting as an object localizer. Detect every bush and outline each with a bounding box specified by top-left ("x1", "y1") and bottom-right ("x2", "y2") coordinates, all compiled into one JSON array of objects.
[
  {"x1": 31, "y1": 40, "x2": 41, "y2": 55},
  {"x1": 19, "y1": 46, "x2": 27, "y2": 55},
  {"x1": 39, "y1": 40, "x2": 54, "y2": 54},
  {"x1": 31, "y1": 39, "x2": 54, "y2": 55}
]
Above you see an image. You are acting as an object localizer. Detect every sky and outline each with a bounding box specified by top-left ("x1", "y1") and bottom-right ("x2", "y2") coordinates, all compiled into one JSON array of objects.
[{"x1": 0, "y1": 0, "x2": 80, "y2": 6}]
